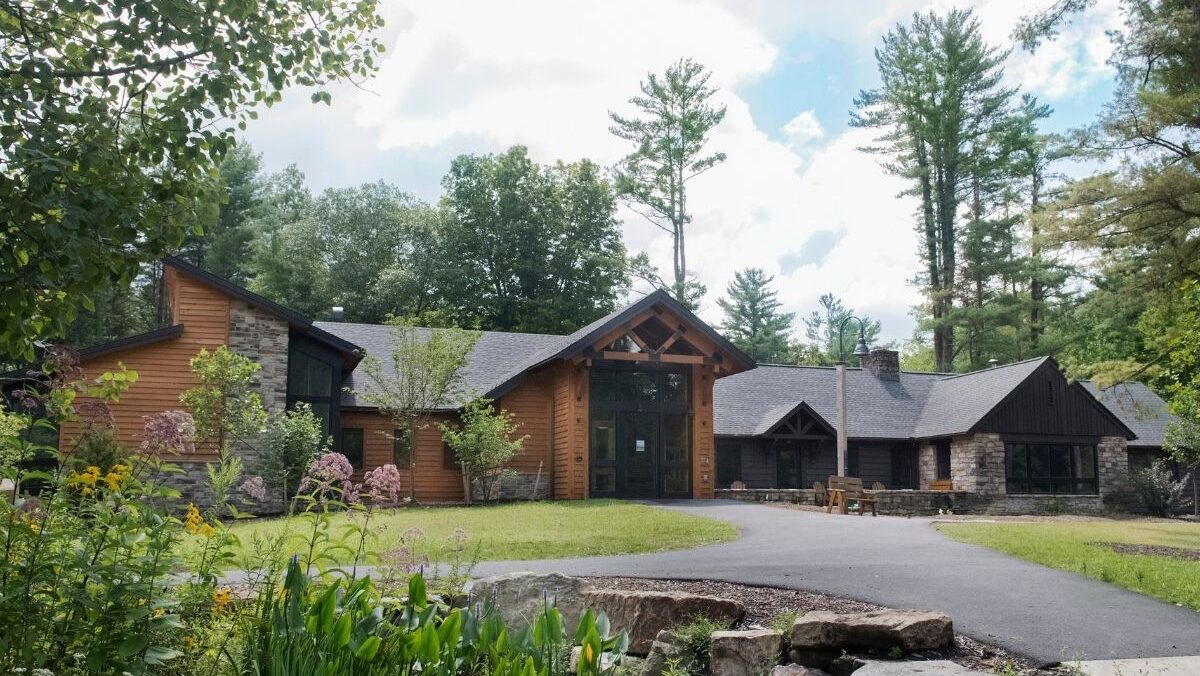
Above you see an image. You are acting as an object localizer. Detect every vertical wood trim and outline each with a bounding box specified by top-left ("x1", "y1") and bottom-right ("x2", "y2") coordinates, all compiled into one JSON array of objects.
[{"x1": 691, "y1": 364, "x2": 715, "y2": 498}]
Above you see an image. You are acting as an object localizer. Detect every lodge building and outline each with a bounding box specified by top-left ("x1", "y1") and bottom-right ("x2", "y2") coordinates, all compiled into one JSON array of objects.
[{"x1": 44, "y1": 257, "x2": 1185, "y2": 513}]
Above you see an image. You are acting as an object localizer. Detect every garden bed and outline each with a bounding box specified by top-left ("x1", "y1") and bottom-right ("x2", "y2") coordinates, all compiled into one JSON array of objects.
[{"x1": 585, "y1": 576, "x2": 1036, "y2": 674}]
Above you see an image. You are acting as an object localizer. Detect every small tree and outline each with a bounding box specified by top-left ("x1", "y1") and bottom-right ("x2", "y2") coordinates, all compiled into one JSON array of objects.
[
  {"x1": 440, "y1": 398, "x2": 528, "y2": 504},
  {"x1": 1129, "y1": 459, "x2": 1190, "y2": 518},
  {"x1": 717, "y1": 268, "x2": 794, "y2": 363},
  {"x1": 360, "y1": 320, "x2": 480, "y2": 503},
  {"x1": 180, "y1": 346, "x2": 268, "y2": 513},
  {"x1": 259, "y1": 403, "x2": 330, "y2": 513}
]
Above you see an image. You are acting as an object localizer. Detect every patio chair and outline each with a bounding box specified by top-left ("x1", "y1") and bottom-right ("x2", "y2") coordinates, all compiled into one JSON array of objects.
[{"x1": 872, "y1": 481, "x2": 886, "y2": 491}]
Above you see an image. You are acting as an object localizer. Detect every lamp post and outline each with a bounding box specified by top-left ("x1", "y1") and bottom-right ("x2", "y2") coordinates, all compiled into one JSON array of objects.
[{"x1": 835, "y1": 316, "x2": 871, "y2": 477}]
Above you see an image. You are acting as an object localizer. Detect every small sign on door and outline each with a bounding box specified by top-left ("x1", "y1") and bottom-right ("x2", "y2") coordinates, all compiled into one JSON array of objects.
[{"x1": 635, "y1": 439, "x2": 646, "y2": 453}]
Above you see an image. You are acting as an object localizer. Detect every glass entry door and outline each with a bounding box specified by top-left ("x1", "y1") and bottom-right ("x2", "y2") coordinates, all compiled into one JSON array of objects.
[{"x1": 589, "y1": 364, "x2": 692, "y2": 499}]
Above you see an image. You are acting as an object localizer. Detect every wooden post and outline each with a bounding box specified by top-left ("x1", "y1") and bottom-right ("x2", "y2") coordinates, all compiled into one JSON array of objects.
[{"x1": 836, "y1": 361, "x2": 847, "y2": 477}]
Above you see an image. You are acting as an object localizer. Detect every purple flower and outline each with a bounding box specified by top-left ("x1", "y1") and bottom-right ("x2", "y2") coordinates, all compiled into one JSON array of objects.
[
  {"x1": 298, "y1": 452, "x2": 358, "y2": 504},
  {"x1": 363, "y1": 464, "x2": 404, "y2": 507},
  {"x1": 140, "y1": 410, "x2": 196, "y2": 455},
  {"x1": 239, "y1": 475, "x2": 268, "y2": 503}
]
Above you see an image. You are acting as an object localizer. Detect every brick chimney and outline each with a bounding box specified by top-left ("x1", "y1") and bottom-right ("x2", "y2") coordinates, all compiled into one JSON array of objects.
[{"x1": 862, "y1": 348, "x2": 900, "y2": 381}]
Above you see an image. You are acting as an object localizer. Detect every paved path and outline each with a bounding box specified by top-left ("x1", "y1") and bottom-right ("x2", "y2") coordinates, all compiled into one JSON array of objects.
[{"x1": 470, "y1": 500, "x2": 1200, "y2": 666}]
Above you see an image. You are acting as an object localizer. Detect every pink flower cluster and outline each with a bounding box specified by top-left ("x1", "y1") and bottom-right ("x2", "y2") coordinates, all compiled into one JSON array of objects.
[
  {"x1": 140, "y1": 410, "x2": 196, "y2": 455},
  {"x1": 363, "y1": 464, "x2": 404, "y2": 507},
  {"x1": 239, "y1": 475, "x2": 268, "y2": 503},
  {"x1": 298, "y1": 452, "x2": 358, "y2": 504}
]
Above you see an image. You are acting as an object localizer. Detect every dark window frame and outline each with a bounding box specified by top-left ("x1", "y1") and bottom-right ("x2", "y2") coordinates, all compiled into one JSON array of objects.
[
  {"x1": 286, "y1": 335, "x2": 342, "y2": 450},
  {"x1": 341, "y1": 427, "x2": 364, "y2": 470},
  {"x1": 1005, "y1": 442, "x2": 1098, "y2": 495},
  {"x1": 935, "y1": 440, "x2": 952, "y2": 480}
]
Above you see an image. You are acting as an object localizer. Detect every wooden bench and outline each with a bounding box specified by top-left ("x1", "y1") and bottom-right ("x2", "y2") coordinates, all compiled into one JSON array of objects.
[
  {"x1": 825, "y1": 475, "x2": 878, "y2": 516},
  {"x1": 929, "y1": 479, "x2": 953, "y2": 491}
]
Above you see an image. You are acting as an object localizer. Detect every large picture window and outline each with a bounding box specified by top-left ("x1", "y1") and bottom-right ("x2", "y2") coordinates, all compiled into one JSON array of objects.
[
  {"x1": 1005, "y1": 442, "x2": 1098, "y2": 495},
  {"x1": 286, "y1": 338, "x2": 340, "y2": 440}
]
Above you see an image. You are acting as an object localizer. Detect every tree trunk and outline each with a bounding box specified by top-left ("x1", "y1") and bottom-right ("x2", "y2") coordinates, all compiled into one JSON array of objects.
[{"x1": 1029, "y1": 165, "x2": 1043, "y2": 353}]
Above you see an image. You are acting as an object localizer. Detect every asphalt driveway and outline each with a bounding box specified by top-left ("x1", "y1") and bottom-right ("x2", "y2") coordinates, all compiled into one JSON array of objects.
[{"x1": 471, "y1": 500, "x2": 1200, "y2": 666}]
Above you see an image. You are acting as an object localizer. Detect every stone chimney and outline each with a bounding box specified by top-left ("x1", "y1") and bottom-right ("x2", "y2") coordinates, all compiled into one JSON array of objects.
[
  {"x1": 862, "y1": 348, "x2": 900, "y2": 381},
  {"x1": 329, "y1": 306, "x2": 345, "y2": 321}
]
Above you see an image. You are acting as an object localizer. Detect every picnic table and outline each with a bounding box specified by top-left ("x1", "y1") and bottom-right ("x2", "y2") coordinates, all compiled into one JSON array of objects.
[{"x1": 824, "y1": 475, "x2": 878, "y2": 516}]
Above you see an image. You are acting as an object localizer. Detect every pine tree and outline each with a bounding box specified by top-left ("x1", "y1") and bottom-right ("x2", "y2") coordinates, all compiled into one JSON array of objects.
[
  {"x1": 610, "y1": 58, "x2": 727, "y2": 309},
  {"x1": 717, "y1": 268, "x2": 794, "y2": 363},
  {"x1": 801, "y1": 293, "x2": 882, "y2": 365}
]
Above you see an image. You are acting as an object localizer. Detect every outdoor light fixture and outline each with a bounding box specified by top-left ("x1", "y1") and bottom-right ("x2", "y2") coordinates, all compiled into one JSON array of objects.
[{"x1": 835, "y1": 315, "x2": 871, "y2": 477}]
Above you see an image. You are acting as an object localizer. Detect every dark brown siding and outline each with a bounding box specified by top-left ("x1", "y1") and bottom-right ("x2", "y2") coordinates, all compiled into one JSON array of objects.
[{"x1": 979, "y1": 361, "x2": 1129, "y2": 438}]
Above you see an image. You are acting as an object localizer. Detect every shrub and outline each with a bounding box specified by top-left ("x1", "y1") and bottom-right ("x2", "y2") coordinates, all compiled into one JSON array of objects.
[
  {"x1": 1130, "y1": 459, "x2": 1190, "y2": 517},
  {"x1": 670, "y1": 615, "x2": 728, "y2": 676},
  {"x1": 260, "y1": 403, "x2": 330, "y2": 512},
  {"x1": 440, "y1": 397, "x2": 529, "y2": 503}
]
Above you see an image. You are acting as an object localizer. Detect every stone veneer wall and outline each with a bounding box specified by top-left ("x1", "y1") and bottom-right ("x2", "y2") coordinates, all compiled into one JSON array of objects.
[
  {"x1": 950, "y1": 433, "x2": 1005, "y2": 495},
  {"x1": 1098, "y1": 436, "x2": 1130, "y2": 499},
  {"x1": 917, "y1": 442, "x2": 936, "y2": 489},
  {"x1": 471, "y1": 470, "x2": 554, "y2": 502}
]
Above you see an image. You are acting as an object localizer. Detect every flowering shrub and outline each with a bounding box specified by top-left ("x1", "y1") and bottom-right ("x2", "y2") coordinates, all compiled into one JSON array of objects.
[
  {"x1": 239, "y1": 475, "x2": 268, "y2": 503},
  {"x1": 298, "y1": 451, "x2": 357, "y2": 504},
  {"x1": 363, "y1": 463, "x2": 404, "y2": 507}
]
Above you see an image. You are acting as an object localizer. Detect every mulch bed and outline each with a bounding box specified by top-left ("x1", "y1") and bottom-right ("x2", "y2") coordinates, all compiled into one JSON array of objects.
[
  {"x1": 1096, "y1": 542, "x2": 1200, "y2": 561},
  {"x1": 585, "y1": 576, "x2": 1038, "y2": 674}
]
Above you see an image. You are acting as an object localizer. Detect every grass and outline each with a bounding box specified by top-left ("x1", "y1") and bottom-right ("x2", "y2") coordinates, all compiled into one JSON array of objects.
[
  {"x1": 936, "y1": 520, "x2": 1200, "y2": 610},
  {"x1": 199, "y1": 499, "x2": 738, "y2": 566}
]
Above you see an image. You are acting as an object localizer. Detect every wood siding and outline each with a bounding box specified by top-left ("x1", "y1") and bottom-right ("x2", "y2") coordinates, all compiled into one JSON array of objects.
[
  {"x1": 341, "y1": 410, "x2": 466, "y2": 502},
  {"x1": 691, "y1": 364, "x2": 715, "y2": 498},
  {"x1": 550, "y1": 362, "x2": 589, "y2": 499},
  {"x1": 60, "y1": 267, "x2": 230, "y2": 461},
  {"x1": 979, "y1": 361, "x2": 1129, "y2": 439},
  {"x1": 496, "y1": 371, "x2": 554, "y2": 478}
]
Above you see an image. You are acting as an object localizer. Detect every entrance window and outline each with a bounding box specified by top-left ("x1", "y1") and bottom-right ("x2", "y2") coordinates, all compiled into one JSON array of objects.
[
  {"x1": 935, "y1": 440, "x2": 952, "y2": 480},
  {"x1": 589, "y1": 364, "x2": 691, "y2": 498},
  {"x1": 1005, "y1": 442, "x2": 1098, "y2": 494},
  {"x1": 287, "y1": 338, "x2": 341, "y2": 441}
]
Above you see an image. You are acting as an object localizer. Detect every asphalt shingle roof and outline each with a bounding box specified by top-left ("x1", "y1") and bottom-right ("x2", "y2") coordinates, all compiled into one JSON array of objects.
[
  {"x1": 1081, "y1": 380, "x2": 1177, "y2": 448},
  {"x1": 314, "y1": 322, "x2": 565, "y2": 409},
  {"x1": 910, "y1": 357, "x2": 1049, "y2": 439}
]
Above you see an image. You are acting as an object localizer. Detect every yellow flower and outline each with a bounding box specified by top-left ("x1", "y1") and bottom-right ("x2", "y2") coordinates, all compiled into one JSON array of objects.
[
  {"x1": 212, "y1": 587, "x2": 233, "y2": 613},
  {"x1": 198, "y1": 523, "x2": 216, "y2": 538},
  {"x1": 104, "y1": 472, "x2": 122, "y2": 491},
  {"x1": 582, "y1": 643, "x2": 595, "y2": 663},
  {"x1": 184, "y1": 504, "x2": 204, "y2": 535}
]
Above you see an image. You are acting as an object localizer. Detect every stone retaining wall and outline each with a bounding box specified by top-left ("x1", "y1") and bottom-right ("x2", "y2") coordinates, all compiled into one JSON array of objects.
[
  {"x1": 472, "y1": 470, "x2": 553, "y2": 502},
  {"x1": 714, "y1": 488, "x2": 1107, "y2": 516}
]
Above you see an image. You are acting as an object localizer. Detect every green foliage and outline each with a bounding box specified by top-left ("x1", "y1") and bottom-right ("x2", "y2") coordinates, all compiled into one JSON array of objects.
[
  {"x1": 70, "y1": 424, "x2": 128, "y2": 474},
  {"x1": 610, "y1": 58, "x2": 727, "y2": 308},
  {"x1": 800, "y1": 293, "x2": 883, "y2": 366},
  {"x1": 0, "y1": 0, "x2": 384, "y2": 361},
  {"x1": 260, "y1": 403, "x2": 331, "y2": 512},
  {"x1": 360, "y1": 321, "x2": 479, "y2": 500},
  {"x1": 438, "y1": 146, "x2": 631, "y2": 333},
  {"x1": 440, "y1": 398, "x2": 530, "y2": 503},
  {"x1": 768, "y1": 609, "x2": 799, "y2": 636},
  {"x1": 669, "y1": 615, "x2": 728, "y2": 676},
  {"x1": 717, "y1": 268, "x2": 795, "y2": 363},
  {"x1": 180, "y1": 346, "x2": 268, "y2": 453},
  {"x1": 1130, "y1": 459, "x2": 1191, "y2": 518},
  {"x1": 176, "y1": 143, "x2": 267, "y2": 284}
]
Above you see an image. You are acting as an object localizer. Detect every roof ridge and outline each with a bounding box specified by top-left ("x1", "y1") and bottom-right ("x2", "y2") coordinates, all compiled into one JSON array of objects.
[
  {"x1": 936, "y1": 355, "x2": 1049, "y2": 381},
  {"x1": 754, "y1": 362, "x2": 954, "y2": 376},
  {"x1": 314, "y1": 321, "x2": 566, "y2": 339}
]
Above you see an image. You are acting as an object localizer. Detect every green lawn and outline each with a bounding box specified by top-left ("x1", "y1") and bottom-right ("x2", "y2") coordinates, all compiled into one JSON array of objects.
[
  {"x1": 201, "y1": 499, "x2": 738, "y2": 566},
  {"x1": 936, "y1": 520, "x2": 1200, "y2": 610}
]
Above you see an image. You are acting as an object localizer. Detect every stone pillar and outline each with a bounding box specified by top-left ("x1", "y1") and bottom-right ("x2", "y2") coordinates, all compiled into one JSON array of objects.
[
  {"x1": 1098, "y1": 436, "x2": 1130, "y2": 498},
  {"x1": 918, "y1": 442, "x2": 937, "y2": 489},
  {"x1": 951, "y1": 433, "x2": 1005, "y2": 495}
]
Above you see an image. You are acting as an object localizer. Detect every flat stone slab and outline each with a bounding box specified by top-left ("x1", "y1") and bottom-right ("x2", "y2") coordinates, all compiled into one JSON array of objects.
[
  {"x1": 1074, "y1": 656, "x2": 1200, "y2": 675},
  {"x1": 584, "y1": 589, "x2": 744, "y2": 654},
  {"x1": 791, "y1": 610, "x2": 954, "y2": 652},
  {"x1": 853, "y1": 661, "x2": 991, "y2": 675}
]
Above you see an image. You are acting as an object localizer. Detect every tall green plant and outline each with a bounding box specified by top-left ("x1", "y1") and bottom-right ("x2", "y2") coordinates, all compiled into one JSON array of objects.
[
  {"x1": 260, "y1": 403, "x2": 330, "y2": 513},
  {"x1": 440, "y1": 398, "x2": 529, "y2": 504}
]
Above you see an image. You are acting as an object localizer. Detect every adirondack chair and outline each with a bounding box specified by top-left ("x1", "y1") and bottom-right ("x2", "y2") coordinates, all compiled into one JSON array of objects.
[
  {"x1": 930, "y1": 479, "x2": 953, "y2": 491},
  {"x1": 825, "y1": 475, "x2": 878, "y2": 516},
  {"x1": 812, "y1": 481, "x2": 827, "y2": 507},
  {"x1": 872, "y1": 481, "x2": 886, "y2": 491}
]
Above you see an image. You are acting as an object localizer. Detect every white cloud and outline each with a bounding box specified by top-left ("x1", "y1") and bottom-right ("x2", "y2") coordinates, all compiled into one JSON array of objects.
[
  {"x1": 242, "y1": 0, "x2": 1121, "y2": 343},
  {"x1": 781, "y1": 110, "x2": 825, "y2": 149}
]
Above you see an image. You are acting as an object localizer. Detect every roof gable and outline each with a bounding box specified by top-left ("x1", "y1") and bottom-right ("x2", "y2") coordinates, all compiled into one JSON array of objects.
[{"x1": 970, "y1": 359, "x2": 1134, "y2": 439}]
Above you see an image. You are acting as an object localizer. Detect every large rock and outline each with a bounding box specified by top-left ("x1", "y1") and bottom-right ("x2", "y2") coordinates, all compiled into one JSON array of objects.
[
  {"x1": 710, "y1": 629, "x2": 782, "y2": 676},
  {"x1": 789, "y1": 649, "x2": 841, "y2": 670},
  {"x1": 852, "y1": 660, "x2": 992, "y2": 675},
  {"x1": 470, "y1": 572, "x2": 589, "y2": 632},
  {"x1": 771, "y1": 665, "x2": 831, "y2": 676},
  {"x1": 790, "y1": 611, "x2": 953, "y2": 652},
  {"x1": 585, "y1": 589, "x2": 745, "y2": 654},
  {"x1": 642, "y1": 630, "x2": 689, "y2": 676}
]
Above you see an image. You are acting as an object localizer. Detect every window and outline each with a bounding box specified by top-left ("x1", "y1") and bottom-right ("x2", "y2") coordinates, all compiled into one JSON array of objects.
[
  {"x1": 393, "y1": 428, "x2": 411, "y2": 467},
  {"x1": 716, "y1": 442, "x2": 742, "y2": 487},
  {"x1": 342, "y1": 428, "x2": 363, "y2": 470},
  {"x1": 443, "y1": 441, "x2": 458, "y2": 470},
  {"x1": 935, "y1": 440, "x2": 952, "y2": 480},
  {"x1": 287, "y1": 343, "x2": 338, "y2": 438},
  {"x1": 1005, "y1": 442, "x2": 1098, "y2": 495},
  {"x1": 1047, "y1": 380, "x2": 1055, "y2": 405}
]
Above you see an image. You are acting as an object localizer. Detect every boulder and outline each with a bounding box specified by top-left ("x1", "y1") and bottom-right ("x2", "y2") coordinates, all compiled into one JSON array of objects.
[
  {"x1": 470, "y1": 572, "x2": 590, "y2": 632},
  {"x1": 827, "y1": 655, "x2": 867, "y2": 676},
  {"x1": 642, "y1": 630, "x2": 689, "y2": 676},
  {"x1": 710, "y1": 629, "x2": 782, "y2": 676},
  {"x1": 585, "y1": 589, "x2": 744, "y2": 654},
  {"x1": 789, "y1": 649, "x2": 842, "y2": 670},
  {"x1": 790, "y1": 611, "x2": 953, "y2": 652},
  {"x1": 771, "y1": 665, "x2": 831, "y2": 676},
  {"x1": 852, "y1": 660, "x2": 991, "y2": 675}
]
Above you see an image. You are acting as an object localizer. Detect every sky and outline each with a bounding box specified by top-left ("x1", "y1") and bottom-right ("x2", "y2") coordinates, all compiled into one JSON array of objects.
[{"x1": 242, "y1": 0, "x2": 1123, "y2": 343}]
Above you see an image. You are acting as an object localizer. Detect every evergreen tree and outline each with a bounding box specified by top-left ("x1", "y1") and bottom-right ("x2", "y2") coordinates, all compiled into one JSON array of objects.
[
  {"x1": 175, "y1": 143, "x2": 266, "y2": 284},
  {"x1": 609, "y1": 58, "x2": 727, "y2": 309},
  {"x1": 801, "y1": 293, "x2": 882, "y2": 365},
  {"x1": 854, "y1": 9, "x2": 1015, "y2": 371},
  {"x1": 716, "y1": 268, "x2": 794, "y2": 363}
]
